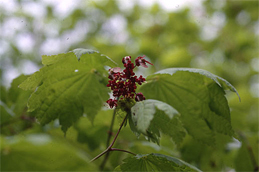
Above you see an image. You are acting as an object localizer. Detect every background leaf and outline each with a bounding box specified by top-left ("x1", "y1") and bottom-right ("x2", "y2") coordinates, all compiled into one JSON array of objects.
[
  {"x1": 0, "y1": 104, "x2": 14, "y2": 125},
  {"x1": 234, "y1": 135, "x2": 258, "y2": 171},
  {"x1": 0, "y1": 135, "x2": 98, "y2": 171},
  {"x1": 114, "y1": 153, "x2": 202, "y2": 172},
  {"x1": 8, "y1": 74, "x2": 32, "y2": 115},
  {"x1": 0, "y1": 75, "x2": 35, "y2": 135}
]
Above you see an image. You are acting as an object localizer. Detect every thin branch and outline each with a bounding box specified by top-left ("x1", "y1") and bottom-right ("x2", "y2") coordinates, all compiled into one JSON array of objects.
[
  {"x1": 90, "y1": 113, "x2": 128, "y2": 162},
  {"x1": 106, "y1": 106, "x2": 117, "y2": 147},
  {"x1": 90, "y1": 148, "x2": 109, "y2": 162},
  {"x1": 99, "y1": 149, "x2": 111, "y2": 170},
  {"x1": 98, "y1": 107, "x2": 118, "y2": 170},
  {"x1": 110, "y1": 148, "x2": 136, "y2": 156},
  {"x1": 108, "y1": 112, "x2": 128, "y2": 149},
  {"x1": 99, "y1": 112, "x2": 128, "y2": 170}
]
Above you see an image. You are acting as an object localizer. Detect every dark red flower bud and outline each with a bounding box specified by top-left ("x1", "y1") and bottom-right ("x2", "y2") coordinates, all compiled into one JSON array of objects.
[
  {"x1": 122, "y1": 56, "x2": 131, "y2": 64},
  {"x1": 106, "y1": 99, "x2": 117, "y2": 108},
  {"x1": 137, "y1": 75, "x2": 145, "y2": 85},
  {"x1": 135, "y1": 93, "x2": 145, "y2": 102},
  {"x1": 135, "y1": 56, "x2": 153, "y2": 68},
  {"x1": 109, "y1": 67, "x2": 121, "y2": 79}
]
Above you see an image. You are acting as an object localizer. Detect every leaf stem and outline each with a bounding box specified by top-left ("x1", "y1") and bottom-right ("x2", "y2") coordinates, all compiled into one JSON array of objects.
[
  {"x1": 110, "y1": 148, "x2": 136, "y2": 156},
  {"x1": 90, "y1": 112, "x2": 129, "y2": 162},
  {"x1": 90, "y1": 148, "x2": 109, "y2": 162},
  {"x1": 108, "y1": 113, "x2": 127, "y2": 149},
  {"x1": 97, "y1": 106, "x2": 118, "y2": 170}
]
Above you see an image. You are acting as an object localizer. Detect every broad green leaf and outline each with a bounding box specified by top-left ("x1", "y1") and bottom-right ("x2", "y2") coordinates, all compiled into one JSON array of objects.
[
  {"x1": 73, "y1": 48, "x2": 117, "y2": 69},
  {"x1": 43, "y1": 48, "x2": 116, "y2": 67},
  {"x1": 131, "y1": 99, "x2": 186, "y2": 146},
  {"x1": 0, "y1": 135, "x2": 98, "y2": 171},
  {"x1": 139, "y1": 68, "x2": 237, "y2": 145},
  {"x1": 155, "y1": 68, "x2": 240, "y2": 101},
  {"x1": 114, "y1": 153, "x2": 202, "y2": 171},
  {"x1": 42, "y1": 52, "x2": 70, "y2": 66},
  {"x1": 131, "y1": 100, "x2": 156, "y2": 133},
  {"x1": 19, "y1": 50, "x2": 116, "y2": 133},
  {"x1": 72, "y1": 48, "x2": 99, "y2": 59}
]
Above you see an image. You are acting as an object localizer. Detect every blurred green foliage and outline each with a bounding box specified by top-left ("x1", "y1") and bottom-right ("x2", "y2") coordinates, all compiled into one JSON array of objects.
[{"x1": 0, "y1": 0, "x2": 258, "y2": 171}]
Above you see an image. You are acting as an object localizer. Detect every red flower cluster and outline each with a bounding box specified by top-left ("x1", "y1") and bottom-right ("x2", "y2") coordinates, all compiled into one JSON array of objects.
[{"x1": 106, "y1": 56, "x2": 153, "y2": 108}]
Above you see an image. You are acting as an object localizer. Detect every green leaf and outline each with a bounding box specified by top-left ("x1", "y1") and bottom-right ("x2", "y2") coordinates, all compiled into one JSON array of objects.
[
  {"x1": 41, "y1": 52, "x2": 70, "y2": 66},
  {"x1": 72, "y1": 48, "x2": 99, "y2": 59},
  {"x1": 19, "y1": 50, "x2": 116, "y2": 133},
  {"x1": 139, "y1": 68, "x2": 237, "y2": 145},
  {"x1": 114, "y1": 153, "x2": 202, "y2": 171},
  {"x1": 72, "y1": 48, "x2": 117, "y2": 69},
  {"x1": 0, "y1": 135, "x2": 98, "y2": 171},
  {"x1": 131, "y1": 99, "x2": 186, "y2": 146},
  {"x1": 155, "y1": 68, "x2": 240, "y2": 101}
]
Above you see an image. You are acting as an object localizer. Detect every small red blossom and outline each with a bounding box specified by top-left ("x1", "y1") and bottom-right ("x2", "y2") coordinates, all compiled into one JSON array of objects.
[
  {"x1": 106, "y1": 99, "x2": 117, "y2": 108},
  {"x1": 137, "y1": 75, "x2": 145, "y2": 85},
  {"x1": 106, "y1": 55, "x2": 152, "y2": 108},
  {"x1": 135, "y1": 93, "x2": 145, "y2": 102},
  {"x1": 122, "y1": 56, "x2": 131, "y2": 64},
  {"x1": 135, "y1": 55, "x2": 153, "y2": 68},
  {"x1": 108, "y1": 67, "x2": 121, "y2": 80}
]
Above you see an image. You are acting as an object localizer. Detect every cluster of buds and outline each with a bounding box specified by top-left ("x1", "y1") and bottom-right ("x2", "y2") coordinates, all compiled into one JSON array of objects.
[{"x1": 106, "y1": 56, "x2": 153, "y2": 108}]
